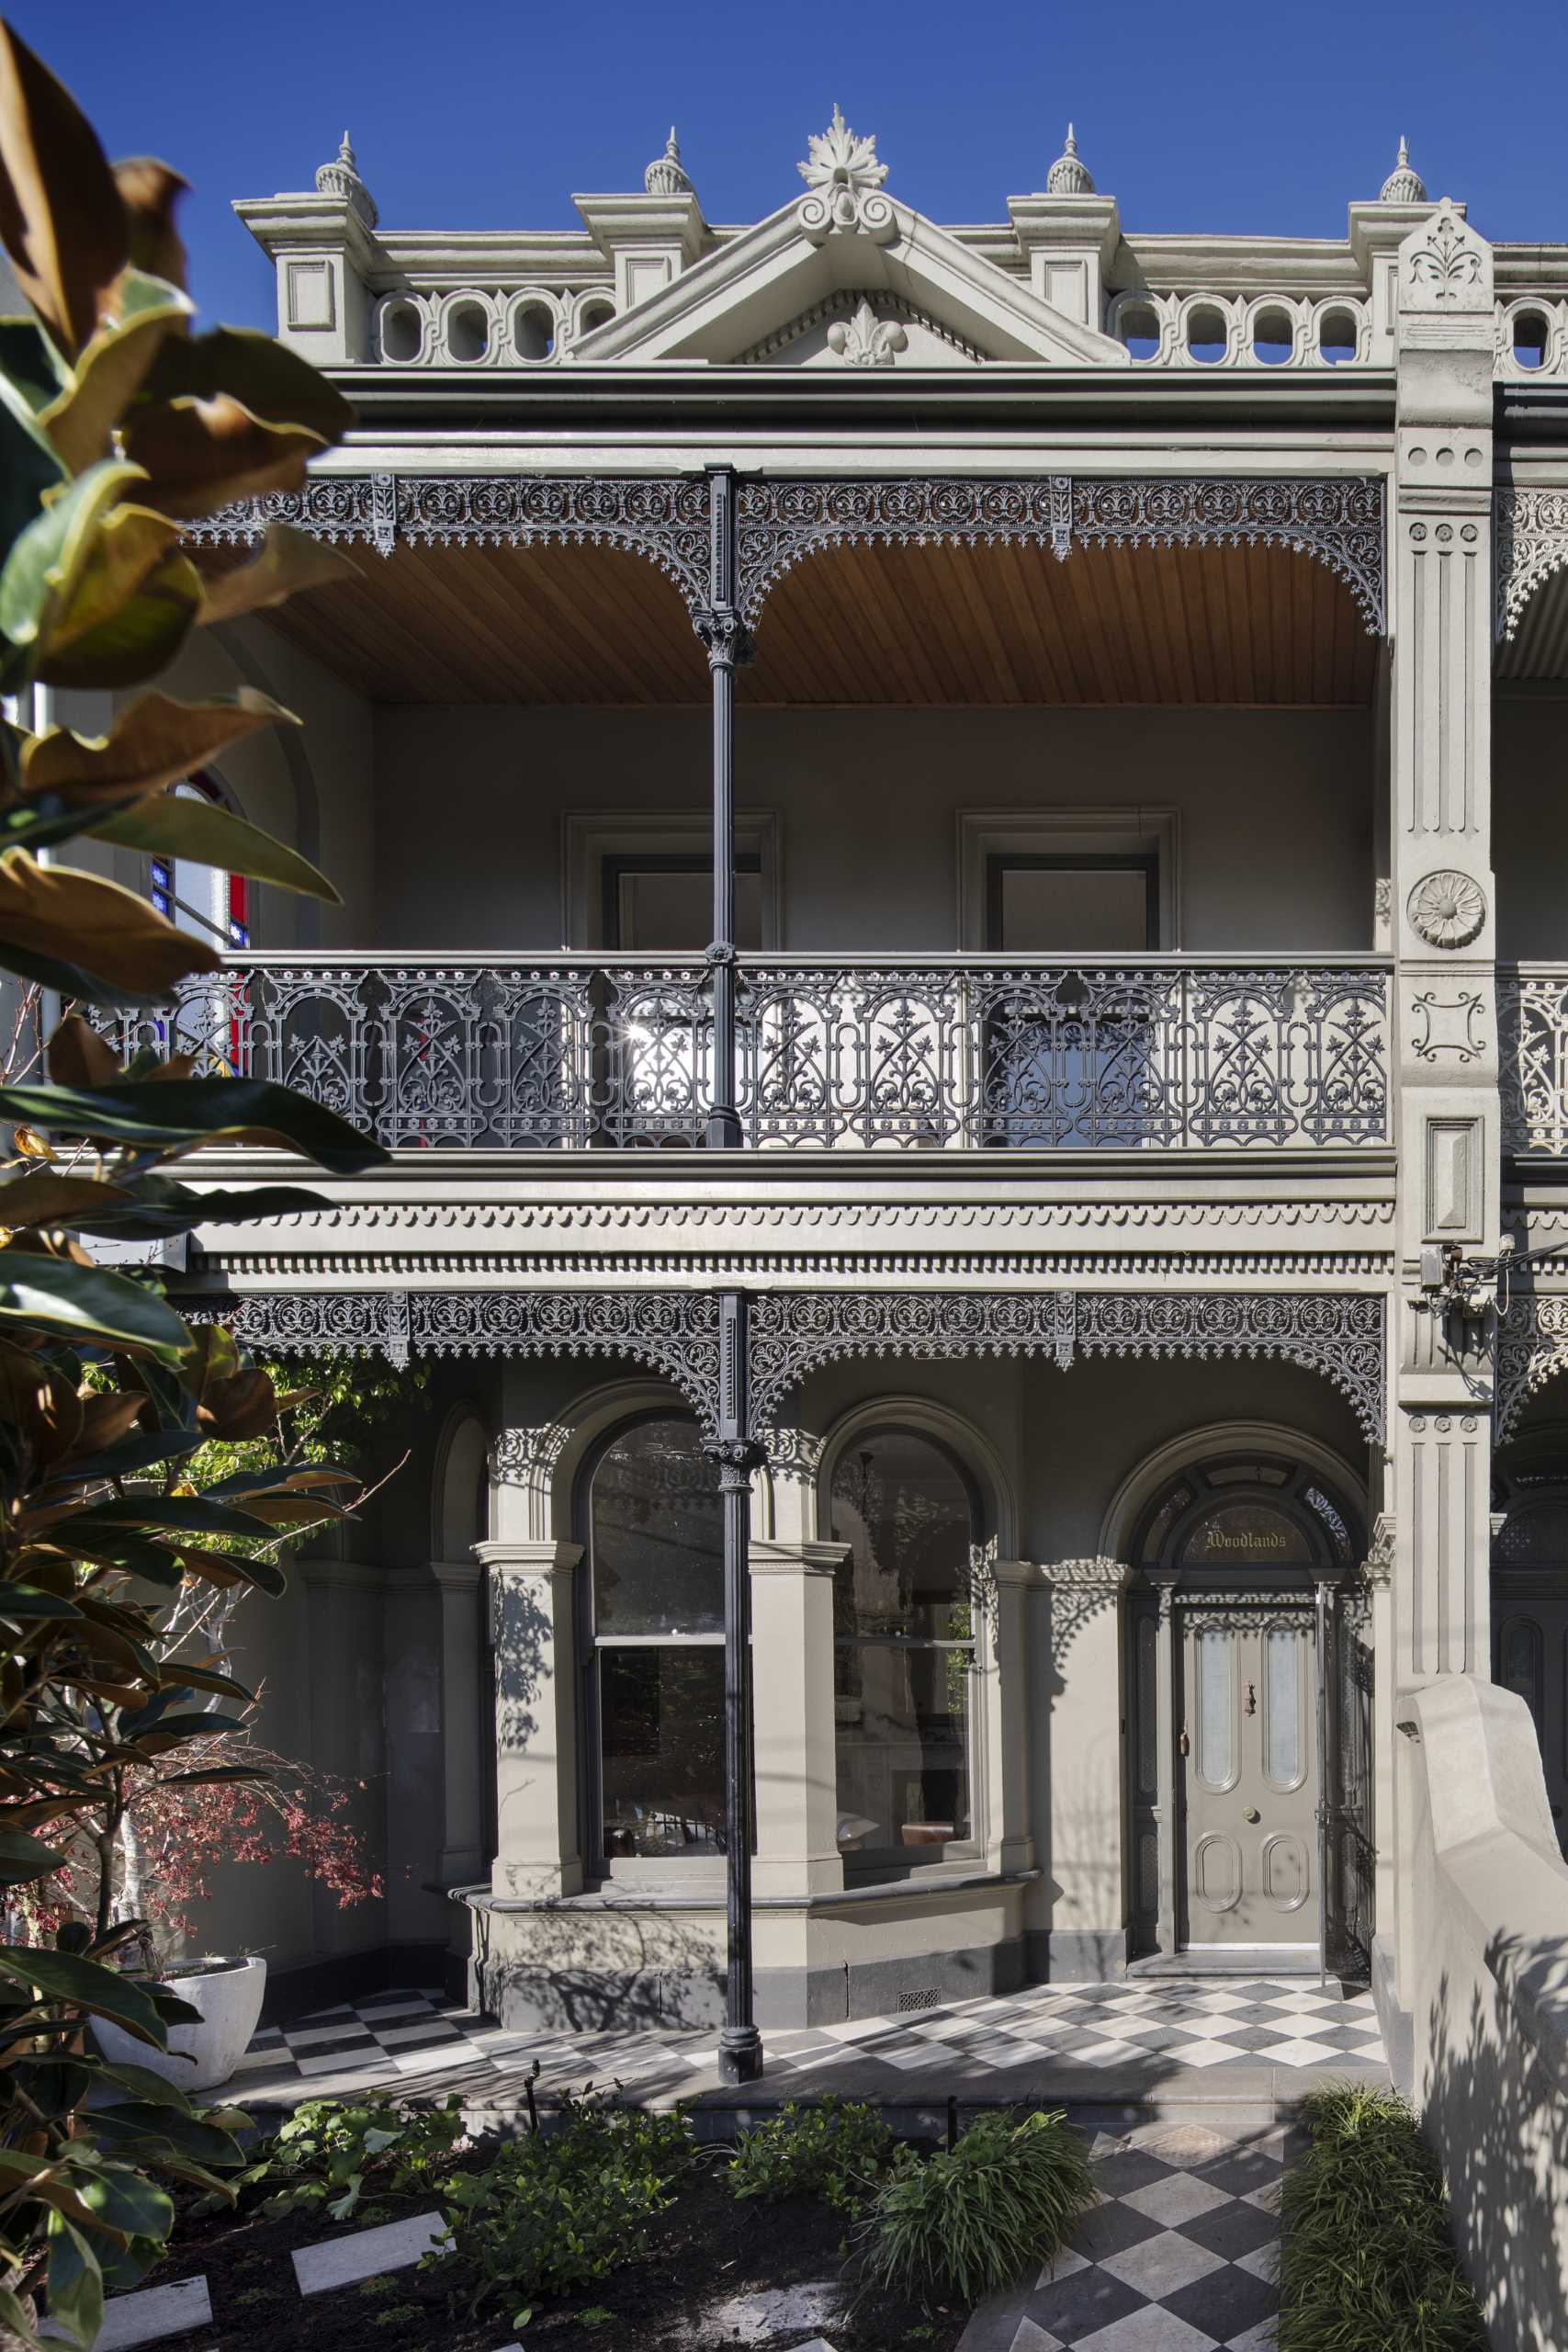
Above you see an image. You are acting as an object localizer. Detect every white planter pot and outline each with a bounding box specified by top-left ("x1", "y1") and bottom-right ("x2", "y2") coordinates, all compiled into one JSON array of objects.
[{"x1": 94, "y1": 1956, "x2": 266, "y2": 2094}]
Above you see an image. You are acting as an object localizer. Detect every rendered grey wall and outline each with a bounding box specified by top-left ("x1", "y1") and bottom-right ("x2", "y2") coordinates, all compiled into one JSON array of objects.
[{"x1": 369, "y1": 707, "x2": 1374, "y2": 954}]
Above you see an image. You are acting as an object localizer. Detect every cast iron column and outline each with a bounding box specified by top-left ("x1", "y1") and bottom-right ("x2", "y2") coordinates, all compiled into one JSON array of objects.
[
  {"x1": 697, "y1": 467, "x2": 763, "y2": 2083},
  {"x1": 698, "y1": 464, "x2": 752, "y2": 1150}
]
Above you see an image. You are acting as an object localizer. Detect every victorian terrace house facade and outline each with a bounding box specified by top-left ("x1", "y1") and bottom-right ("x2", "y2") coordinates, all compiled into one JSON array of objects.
[{"x1": 80, "y1": 114, "x2": 1568, "y2": 2104}]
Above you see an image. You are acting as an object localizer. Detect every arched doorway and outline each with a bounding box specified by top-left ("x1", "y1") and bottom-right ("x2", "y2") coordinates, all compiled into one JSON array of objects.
[
  {"x1": 1123, "y1": 1451, "x2": 1363, "y2": 1965},
  {"x1": 1492, "y1": 1434, "x2": 1568, "y2": 1854}
]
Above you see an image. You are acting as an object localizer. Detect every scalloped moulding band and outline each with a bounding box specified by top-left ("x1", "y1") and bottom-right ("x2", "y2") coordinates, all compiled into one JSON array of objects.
[{"x1": 93, "y1": 1954, "x2": 267, "y2": 2093}]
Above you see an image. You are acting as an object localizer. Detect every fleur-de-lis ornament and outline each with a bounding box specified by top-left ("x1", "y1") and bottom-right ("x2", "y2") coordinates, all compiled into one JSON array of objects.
[{"x1": 1410, "y1": 209, "x2": 1482, "y2": 305}]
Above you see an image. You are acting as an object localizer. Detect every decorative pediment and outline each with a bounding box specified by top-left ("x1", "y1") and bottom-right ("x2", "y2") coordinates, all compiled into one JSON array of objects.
[
  {"x1": 739, "y1": 291, "x2": 982, "y2": 368},
  {"x1": 574, "y1": 107, "x2": 1128, "y2": 368}
]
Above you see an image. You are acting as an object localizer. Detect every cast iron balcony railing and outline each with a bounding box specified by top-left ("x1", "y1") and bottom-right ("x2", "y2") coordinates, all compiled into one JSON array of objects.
[
  {"x1": 1503, "y1": 966, "x2": 1568, "y2": 1156},
  {"x1": 98, "y1": 954, "x2": 1392, "y2": 1152}
]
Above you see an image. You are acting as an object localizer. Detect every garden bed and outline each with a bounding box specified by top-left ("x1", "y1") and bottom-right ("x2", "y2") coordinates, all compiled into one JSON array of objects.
[{"x1": 127, "y1": 2101, "x2": 986, "y2": 2352}]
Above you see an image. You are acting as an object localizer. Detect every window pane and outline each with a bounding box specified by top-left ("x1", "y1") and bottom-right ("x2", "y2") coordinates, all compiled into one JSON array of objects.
[
  {"x1": 600, "y1": 1646, "x2": 723, "y2": 1858},
  {"x1": 829, "y1": 1430, "x2": 976, "y2": 1641},
  {"x1": 998, "y1": 865, "x2": 1150, "y2": 952},
  {"x1": 591, "y1": 1419, "x2": 722, "y2": 1635},
  {"x1": 1197, "y1": 1627, "x2": 1234, "y2": 1787},
  {"x1": 835, "y1": 1640, "x2": 970, "y2": 1849},
  {"x1": 1265, "y1": 1627, "x2": 1303, "y2": 1787}
]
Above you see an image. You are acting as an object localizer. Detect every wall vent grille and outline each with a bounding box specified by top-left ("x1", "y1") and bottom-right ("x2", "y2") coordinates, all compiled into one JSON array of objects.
[{"x1": 897, "y1": 1986, "x2": 941, "y2": 2014}]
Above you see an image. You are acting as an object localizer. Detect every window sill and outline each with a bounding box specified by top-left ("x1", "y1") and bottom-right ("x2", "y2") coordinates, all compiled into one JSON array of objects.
[{"x1": 453, "y1": 1865, "x2": 1042, "y2": 1916}]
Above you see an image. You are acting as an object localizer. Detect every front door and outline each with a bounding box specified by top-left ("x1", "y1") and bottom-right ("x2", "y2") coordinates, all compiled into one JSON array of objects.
[{"x1": 1179, "y1": 1608, "x2": 1317, "y2": 1949}]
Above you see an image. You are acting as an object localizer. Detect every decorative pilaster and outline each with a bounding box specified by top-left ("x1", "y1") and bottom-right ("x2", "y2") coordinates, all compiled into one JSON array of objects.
[
  {"x1": 704, "y1": 1286, "x2": 765, "y2": 2084},
  {"x1": 1391, "y1": 198, "x2": 1497, "y2": 1693},
  {"x1": 1041, "y1": 1560, "x2": 1126, "y2": 1932},
  {"x1": 977, "y1": 1562, "x2": 1037, "y2": 1878},
  {"x1": 478, "y1": 1541, "x2": 584, "y2": 1901},
  {"x1": 749, "y1": 1541, "x2": 847, "y2": 1896}
]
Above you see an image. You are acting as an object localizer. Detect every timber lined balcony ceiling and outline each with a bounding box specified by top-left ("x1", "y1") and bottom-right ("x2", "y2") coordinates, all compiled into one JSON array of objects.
[{"x1": 247, "y1": 532, "x2": 1377, "y2": 708}]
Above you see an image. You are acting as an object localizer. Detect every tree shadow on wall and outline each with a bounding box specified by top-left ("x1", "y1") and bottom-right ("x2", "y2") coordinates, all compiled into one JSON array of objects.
[
  {"x1": 1419, "y1": 1941, "x2": 1568, "y2": 2352},
  {"x1": 480, "y1": 1572, "x2": 725, "y2": 2042}
]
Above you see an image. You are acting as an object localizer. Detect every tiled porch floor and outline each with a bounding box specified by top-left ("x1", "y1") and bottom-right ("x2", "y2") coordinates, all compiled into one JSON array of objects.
[
  {"x1": 959, "y1": 2118, "x2": 1294, "y2": 2352},
  {"x1": 226, "y1": 1974, "x2": 1387, "y2": 2114}
]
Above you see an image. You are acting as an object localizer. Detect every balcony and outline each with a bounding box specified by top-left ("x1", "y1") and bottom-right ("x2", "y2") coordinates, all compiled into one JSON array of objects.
[{"x1": 104, "y1": 955, "x2": 1392, "y2": 1154}]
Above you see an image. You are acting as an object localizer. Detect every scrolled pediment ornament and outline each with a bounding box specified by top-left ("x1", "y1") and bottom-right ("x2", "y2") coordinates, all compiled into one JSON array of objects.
[
  {"x1": 796, "y1": 104, "x2": 895, "y2": 243},
  {"x1": 1408, "y1": 869, "x2": 1486, "y2": 949}
]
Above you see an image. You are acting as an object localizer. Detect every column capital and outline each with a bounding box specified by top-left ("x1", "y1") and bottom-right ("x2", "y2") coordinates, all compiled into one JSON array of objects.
[
  {"x1": 750, "y1": 1539, "x2": 848, "y2": 1577},
  {"x1": 476, "y1": 1539, "x2": 584, "y2": 1577},
  {"x1": 1042, "y1": 1555, "x2": 1132, "y2": 1592}
]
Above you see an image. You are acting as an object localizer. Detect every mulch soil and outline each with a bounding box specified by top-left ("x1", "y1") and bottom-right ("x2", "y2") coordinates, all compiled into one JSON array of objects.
[{"x1": 135, "y1": 2143, "x2": 973, "y2": 2352}]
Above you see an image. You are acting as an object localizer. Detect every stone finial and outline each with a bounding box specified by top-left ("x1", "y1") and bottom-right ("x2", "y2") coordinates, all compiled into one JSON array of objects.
[
  {"x1": 315, "y1": 130, "x2": 378, "y2": 229},
  {"x1": 797, "y1": 103, "x2": 893, "y2": 242},
  {"x1": 1046, "y1": 122, "x2": 1095, "y2": 197},
  {"x1": 645, "y1": 127, "x2": 694, "y2": 198},
  {"x1": 1380, "y1": 135, "x2": 1427, "y2": 205}
]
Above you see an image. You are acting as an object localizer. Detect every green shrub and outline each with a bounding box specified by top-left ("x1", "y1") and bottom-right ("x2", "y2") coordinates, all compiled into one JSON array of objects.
[
  {"x1": 1279, "y1": 2085, "x2": 1486, "y2": 2352},
  {"x1": 438, "y1": 2096, "x2": 698, "y2": 2315},
  {"x1": 728, "y1": 2097, "x2": 895, "y2": 2211},
  {"x1": 226, "y1": 2094, "x2": 471, "y2": 2222},
  {"x1": 861, "y1": 2109, "x2": 1094, "y2": 2307}
]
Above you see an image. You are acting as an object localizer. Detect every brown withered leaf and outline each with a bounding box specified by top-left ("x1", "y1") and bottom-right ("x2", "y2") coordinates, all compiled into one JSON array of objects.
[
  {"x1": 47, "y1": 1013, "x2": 121, "y2": 1091},
  {"x1": 0, "y1": 1169, "x2": 129, "y2": 1227},
  {"x1": 111, "y1": 159, "x2": 187, "y2": 290},
  {"x1": 0, "y1": 850, "x2": 222, "y2": 992},
  {"x1": 121, "y1": 396, "x2": 327, "y2": 522},
  {"x1": 0, "y1": 24, "x2": 126, "y2": 357},
  {"x1": 22, "y1": 686, "x2": 294, "y2": 804},
  {"x1": 67, "y1": 1388, "x2": 148, "y2": 1457},
  {"x1": 196, "y1": 1368, "x2": 277, "y2": 1442},
  {"x1": 197, "y1": 526, "x2": 357, "y2": 628}
]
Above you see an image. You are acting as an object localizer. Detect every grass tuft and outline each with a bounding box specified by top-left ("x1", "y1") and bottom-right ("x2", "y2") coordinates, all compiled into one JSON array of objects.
[
  {"x1": 1278, "y1": 2085, "x2": 1487, "y2": 2352},
  {"x1": 860, "y1": 2109, "x2": 1095, "y2": 2307}
]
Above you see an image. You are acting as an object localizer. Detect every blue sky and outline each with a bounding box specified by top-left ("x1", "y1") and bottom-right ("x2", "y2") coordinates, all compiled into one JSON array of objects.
[{"x1": 17, "y1": 0, "x2": 1561, "y2": 334}]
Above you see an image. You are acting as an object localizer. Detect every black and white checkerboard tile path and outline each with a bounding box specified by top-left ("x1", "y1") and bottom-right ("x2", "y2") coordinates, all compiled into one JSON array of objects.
[
  {"x1": 959, "y1": 2123, "x2": 1291, "y2": 2352},
  {"x1": 224, "y1": 1977, "x2": 1383, "y2": 2103}
]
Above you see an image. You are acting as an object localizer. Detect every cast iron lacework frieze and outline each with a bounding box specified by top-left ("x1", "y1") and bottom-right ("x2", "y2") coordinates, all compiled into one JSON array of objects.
[
  {"x1": 1495, "y1": 487, "x2": 1568, "y2": 643},
  {"x1": 732, "y1": 476, "x2": 1386, "y2": 633},
  {"x1": 185, "y1": 472, "x2": 1387, "y2": 636},
  {"x1": 1497, "y1": 1293, "x2": 1568, "y2": 1439},
  {"x1": 184, "y1": 1288, "x2": 1384, "y2": 1446}
]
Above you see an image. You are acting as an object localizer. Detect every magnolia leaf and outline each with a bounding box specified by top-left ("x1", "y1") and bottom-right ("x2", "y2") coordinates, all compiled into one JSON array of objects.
[
  {"x1": 140, "y1": 325, "x2": 355, "y2": 445},
  {"x1": 161, "y1": 1542, "x2": 288, "y2": 1600},
  {"x1": 197, "y1": 523, "x2": 357, "y2": 627},
  {"x1": 0, "y1": 1826, "x2": 67, "y2": 1883},
  {"x1": 40, "y1": 286, "x2": 192, "y2": 475},
  {"x1": 64, "y1": 1179, "x2": 330, "y2": 1241},
  {"x1": 0, "y1": 1587, "x2": 83, "y2": 1620},
  {"x1": 197, "y1": 1367, "x2": 277, "y2": 1441},
  {"x1": 0, "y1": 1945, "x2": 174, "y2": 2048},
  {"x1": 91, "y1": 788, "x2": 342, "y2": 902},
  {"x1": 0, "y1": 1250, "x2": 191, "y2": 1362},
  {"x1": 0, "y1": 456, "x2": 144, "y2": 659},
  {"x1": 122, "y1": 396, "x2": 327, "y2": 523},
  {"x1": 39, "y1": 545, "x2": 203, "y2": 693},
  {"x1": 22, "y1": 684, "x2": 294, "y2": 804},
  {"x1": 0, "y1": 23, "x2": 128, "y2": 357},
  {"x1": 45, "y1": 2214, "x2": 105, "y2": 2350},
  {"x1": 113, "y1": 163, "x2": 188, "y2": 290},
  {"x1": 0, "y1": 850, "x2": 221, "y2": 999},
  {"x1": 0, "y1": 1169, "x2": 130, "y2": 1226},
  {"x1": 72, "y1": 1494, "x2": 282, "y2": 1540},
  {"x1": 0, "y1": 1075, "x2": 389, "y2": 1173},
  {"x1": 58, "y1": 2154, "x2": 175, "y2": 2243},
  {"x1": 0, "y1": 2280, "x2": 48, "y2": 2352},
  {"x1": 47, "y1": 1012, "x2": 120, "y2": 1088}
]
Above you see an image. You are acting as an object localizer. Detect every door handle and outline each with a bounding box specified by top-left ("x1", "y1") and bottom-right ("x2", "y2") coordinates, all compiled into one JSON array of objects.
[
  {"x1": 1178, "y1": 1724, "x2": 1190, "y2": 1757},
  {"x1": 1245, "y1": 1682, "x2": 1257, "y2": 1717}
]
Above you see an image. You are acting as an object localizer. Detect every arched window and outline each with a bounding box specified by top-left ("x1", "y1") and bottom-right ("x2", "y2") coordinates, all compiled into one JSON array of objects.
[
  {"x1": 1132, "y1": 1453, "x2": 1359, "y2": 1575},
  {"x1": 827, "y1": 1427, "x2": 979, "y2": 1862},
  {"x1": 149, "y1": 771, "x2": 249, "y2": 949},
  {"x1": 585, "y1": 1416, "x2": 724, "y2": 1862}
]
